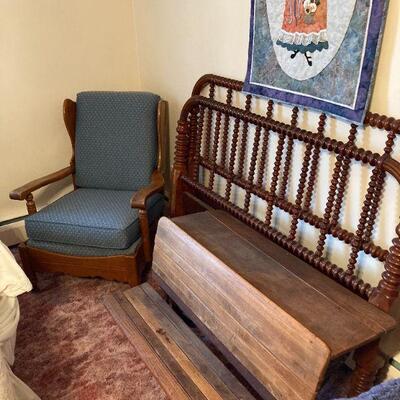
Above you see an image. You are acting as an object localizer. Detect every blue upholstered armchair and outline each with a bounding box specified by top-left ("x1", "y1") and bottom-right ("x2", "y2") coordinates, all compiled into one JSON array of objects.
[{"x1": 10, "y1": 92, "x2": 168, "y2": 287}]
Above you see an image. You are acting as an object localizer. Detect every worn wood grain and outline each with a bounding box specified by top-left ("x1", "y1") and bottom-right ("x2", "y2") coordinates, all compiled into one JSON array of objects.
[
  {"x1": 138, "y1": 283, "x2": 256, "y2": 400},
  {"x1": 153, "y1": 217, "x2": 334, "y2": 400},
  {"x1": 125, "y1": 284, "x2": 255, "y2": 400},
  {"x1": 167, "y1": 213, "x2": 395, "y2": 357},
  {"x1": 208, "y1": 210, "x2": 396, "y2": 335},
  {"x1": 103, "y1": 292, "x2": 190, "y2": 400},
  {"x1": 169, "y1": 74, "x2": 400, "y2": 397}
]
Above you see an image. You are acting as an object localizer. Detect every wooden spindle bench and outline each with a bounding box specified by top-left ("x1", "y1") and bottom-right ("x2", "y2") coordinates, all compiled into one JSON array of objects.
[{"x1": 106, "y1": 75, "x2": 400, "y2": 400}]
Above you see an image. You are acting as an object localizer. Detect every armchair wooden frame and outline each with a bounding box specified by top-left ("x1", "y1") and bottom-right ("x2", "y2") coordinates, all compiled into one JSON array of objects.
[{"x1": 10, "y1": 98, "x2": 169, "y2": 288}]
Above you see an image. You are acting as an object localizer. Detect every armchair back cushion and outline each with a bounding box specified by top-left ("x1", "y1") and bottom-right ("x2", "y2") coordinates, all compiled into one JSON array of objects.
[{"x1": 75, "y1": 92, "x2": 160, "y2": 191}]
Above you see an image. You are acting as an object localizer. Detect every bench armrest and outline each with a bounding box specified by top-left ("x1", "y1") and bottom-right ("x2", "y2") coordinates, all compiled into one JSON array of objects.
[
  {"x1": 131, "y1": 171, "x2": 165, "y2": 210},
  {"x1": 9, "y1": 166, "x2": 74, "y2": 201}
]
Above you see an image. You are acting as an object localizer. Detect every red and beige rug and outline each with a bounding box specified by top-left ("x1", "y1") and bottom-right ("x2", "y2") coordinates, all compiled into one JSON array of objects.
[{"x1": 13, "y1": 269, "x2": 168, "y2": 400}]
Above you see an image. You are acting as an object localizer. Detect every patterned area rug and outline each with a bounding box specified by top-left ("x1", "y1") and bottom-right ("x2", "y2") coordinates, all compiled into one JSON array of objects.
[
  {"x1": 10, "y1": 247, "x2": 352, "y2": 400},
  {"x1": 11, "y1": 245, "x2": 167, "y2": 400}
]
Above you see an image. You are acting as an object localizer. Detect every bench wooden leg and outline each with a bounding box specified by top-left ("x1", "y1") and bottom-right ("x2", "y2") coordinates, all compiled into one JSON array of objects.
[{"x1": 348, "y1": 341, "x2": 384, "y2": 397}]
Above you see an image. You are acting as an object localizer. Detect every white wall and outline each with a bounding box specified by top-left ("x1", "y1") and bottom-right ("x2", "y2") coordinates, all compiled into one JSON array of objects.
[
  {"x1": 133, "y1": 0, "x2": 400, "y2": 366},
  {"x1": 0, "y1": 0, "x2": 140, "y2": 223}
]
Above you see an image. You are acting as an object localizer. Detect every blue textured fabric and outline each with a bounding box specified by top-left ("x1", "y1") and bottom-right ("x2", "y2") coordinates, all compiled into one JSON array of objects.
[
  {"x1": 75, "y1": 91, "x2": 160, "y2": 190},
  {"x1": 335, "y1": 379, "x2": 400, "y2": 399},
  {"x1": 27, "y1": 238, "x2": 141, "y2": 257},
  {"x1": 25, "y1": 189, "x2": 164, "y2": 250}
]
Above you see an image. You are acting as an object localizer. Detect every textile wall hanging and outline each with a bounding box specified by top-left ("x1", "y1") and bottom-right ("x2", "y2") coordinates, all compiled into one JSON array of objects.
[{"x1": 244, "y1": 0, "x2": 389, "y2": 123}]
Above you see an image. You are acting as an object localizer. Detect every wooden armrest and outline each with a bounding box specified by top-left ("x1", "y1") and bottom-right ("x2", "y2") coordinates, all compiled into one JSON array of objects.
[
  {"x1": 9, "y1": 166, "x2": 74, "y2": 200},
  {"x1": 131, "y1": 171, "x2": 165, "y2": 210}
]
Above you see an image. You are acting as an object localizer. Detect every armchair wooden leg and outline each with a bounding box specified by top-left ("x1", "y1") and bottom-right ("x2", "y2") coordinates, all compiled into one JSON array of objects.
[
  {"x1": 348, "y1": 341, "x2": 384, "y2": 397},
  {"x1": 139, "y1": 210, "x2": 152, "y2": 263},
  {"x1": 19, "y1": 243, "x2": 38, "y2": 291},
  {"x1": 127, "y1": 267, "x2": 140, "y2": 287}
]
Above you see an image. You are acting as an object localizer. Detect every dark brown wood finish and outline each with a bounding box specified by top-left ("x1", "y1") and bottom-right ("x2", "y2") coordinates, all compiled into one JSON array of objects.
[
  {"x1": 63, "y1": 98, "x2": 77, "y2": 188},
  {"x1": 10, "y1": 98, "x2": 168, "y2": 287},
  {"x1": 169, "y1": 75, "x2": 400, "y2": 397}
]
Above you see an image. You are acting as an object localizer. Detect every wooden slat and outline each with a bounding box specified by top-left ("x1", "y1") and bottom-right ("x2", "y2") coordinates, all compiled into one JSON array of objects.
[
  {"x1": 126, "y1": 288, "x2": 224, "y2": 400},
  {"x1": 153, "y1": 249, "x2": 320, "y2": 400},
  {"x1": 169, "y1": 212, "x2": 395, "y2": 357},
  {"x1": 138, "y1": 283, "x2": 255, "y2": 400},
  {"x1": 113, "y1": 291, "x2": 208, "y2": 400},
  {"x1": 155, "y1": 238, "x2": 327, "y2": 381},
  {"x1": 207, "y1": 210, "x2": 396, "y2": 336},
  {"x1": 153, "y1": 217, "x2": 332, "y2": 400},
  {"x1": 124, "y1": 284, "x2": 255, "y2": 400},
  {"x1": 154, "y1": 274, "x2": 275, "y2": 400},
  {"x1": 103, "y1": 293, "x2": 190, "y2": 400}
]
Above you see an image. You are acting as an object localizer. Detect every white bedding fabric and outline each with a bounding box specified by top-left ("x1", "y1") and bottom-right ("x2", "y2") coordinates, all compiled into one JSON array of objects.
[{"x1": 0, "y1": 241, "x2": 40, "y2": 400}]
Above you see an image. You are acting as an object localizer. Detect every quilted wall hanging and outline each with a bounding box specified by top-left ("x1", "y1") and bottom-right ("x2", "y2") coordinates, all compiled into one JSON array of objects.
[{"x1": 244, "y1": 0, "x2": 389, "y2": 123}]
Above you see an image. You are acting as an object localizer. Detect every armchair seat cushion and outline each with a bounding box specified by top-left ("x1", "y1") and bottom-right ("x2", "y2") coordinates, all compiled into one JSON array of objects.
[{"x1": 25, "y1": 189, "x2": 164, "y2": 250}]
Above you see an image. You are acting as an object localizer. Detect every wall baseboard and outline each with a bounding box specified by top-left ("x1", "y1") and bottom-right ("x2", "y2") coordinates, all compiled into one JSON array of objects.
[{"x1": 0, "y1": 220, "x2": 27, "y2": 246}]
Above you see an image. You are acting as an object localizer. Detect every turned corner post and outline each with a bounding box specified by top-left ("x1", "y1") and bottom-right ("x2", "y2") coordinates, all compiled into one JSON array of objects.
[
  {"x1": 370, "y1": 223, "x2": 400, "y2": 313},
  {"x1": 348, "y1": 341, "x2": 385, "y2": 397},
  {"x1": 349, "y1": 222, "x2": 400, "y2": 397},
  {"x1": 26, "y1": 193, "x2": 37, "y2": 215},
  {"x1": 170, "y1": 119, "x2": 190, "y2": 217}
]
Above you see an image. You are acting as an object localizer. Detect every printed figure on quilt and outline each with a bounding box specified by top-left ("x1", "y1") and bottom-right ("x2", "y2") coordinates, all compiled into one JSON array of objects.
[
  {"x1": 244, "y1": 0, "x2": 389, "y2": 123},
  {"x1": 277, "y1": 0, "x2": 328, "y2": 66}
]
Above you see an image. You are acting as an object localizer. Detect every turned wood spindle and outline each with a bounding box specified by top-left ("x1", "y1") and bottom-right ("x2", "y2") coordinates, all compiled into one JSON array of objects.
[
  {"x1": 192, "y1": 106, "x2": 206, "y2": 181},
  {"x1": 346, "y1": 166, "x2": 383, "y2": 275},
  {"x1": 303, "y1": 114, "x2": 327, "y2": 210},
  {"x1": 278, "y1": 107, "x2": 298, "y2": 200},
  {"x1": 220, "y1": 88, "x2": 233, "y2": 169},
  {"x1": 26, "y1": 193, "x2": 37, "y2": 215},
  {"x1": 204, "y1": 82, "x2": 216, "y2": 160},
  {"x1": 208, "y1": 111, "x2": 222, "y2": 191},
  {"x1": 266, "y1": 99, "x2": 274, "y2": 120},
  {"x1": 330, "y1": 124, "x2": 358, "y2": 226},
  {"x1": 188, "y1": 108, "x2": 200, "y2": 178},
  {"x1": 225, "y1": 117, "x2": 241, "y2": 202},
  {"x1": 237, "y1": 95, "x2": 253, "y2": 178},
  {"x1": 363, "y1": 131, "x2": 396, "y2": 242},
  {"x1": 289, "y1": 141, "x2": 313, "y2": 240},
  {"x1": 265, "y1": 132, "x2": 286, "y2": 226},
  {"x1": 370, "y1": 223, "x2": 400, "y2": 312},
  {"x1": 315, "y1": 153, "x2": 344, "y2": 257},
  {"x1": 256, "y1": 101, "x2": 274, "y2": 188},
  {"x1": 244, "y1": 124, "x2": 262, "y2": 213}
]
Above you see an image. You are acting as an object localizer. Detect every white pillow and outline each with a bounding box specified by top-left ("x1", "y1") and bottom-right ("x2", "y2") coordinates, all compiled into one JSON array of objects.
[{"x1": 0, "y1": 241, "x2": 32, "y2": 298}]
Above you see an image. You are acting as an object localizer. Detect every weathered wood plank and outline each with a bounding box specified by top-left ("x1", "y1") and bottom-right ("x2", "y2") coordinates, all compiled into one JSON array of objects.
[
  {"x1": 127, "y1": 288, "x2": 224, "y2": 400},
  {"x1": 208, "y1": 210, "x2": 395, "y2": 335},
  {"x1": 153, "y1": 258, "x2": 316, "y2": 400},
  {"x1": 103, "y1": 293, "x2": 190, "y2": 400},
  {"x1": 125, "y1": 284, "x2": 254, "y2": 400},
  {"x1": 113, "y1": 291, "x2": 209, "y2": 400},
  {"x1": 154, "y1": 274, "x2": 276, "y2": 400},
  {"x1": 169, "y1": 212, "x2": 393, "y2": 357},
  {"x1": 138, "y1": 283, "x2": 256, "y2": 400},
  {"x1": 155, "y1": 236, "x2": 329, "y2": 383},
  {"x1": 153, "y1": 218, "x2": 333, "y2": 400}
]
